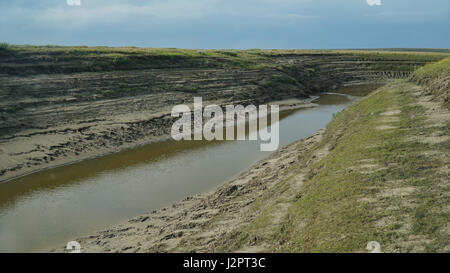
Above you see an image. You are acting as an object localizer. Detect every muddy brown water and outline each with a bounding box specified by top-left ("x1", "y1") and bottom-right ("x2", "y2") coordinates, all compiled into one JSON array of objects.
[{"x1": 0, "y1": 92, "x2": 360, "y2": 252}]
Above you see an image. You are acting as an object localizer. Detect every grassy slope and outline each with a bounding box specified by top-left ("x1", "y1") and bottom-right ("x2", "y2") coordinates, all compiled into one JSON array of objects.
[
  {"x1": 278, "y1": 81, "x2": 448, "y2": 252},
  {"x1": 214, "y1": 60, "x2": 449, "y2": 253},
  {"x1": 411, "y1": 58, "x2": 450, "y2": 108}
]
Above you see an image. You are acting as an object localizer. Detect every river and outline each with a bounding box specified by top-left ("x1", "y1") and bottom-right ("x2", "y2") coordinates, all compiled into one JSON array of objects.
[{"x1": 0, "y1": 92, "x2": 359, "y2": 252}]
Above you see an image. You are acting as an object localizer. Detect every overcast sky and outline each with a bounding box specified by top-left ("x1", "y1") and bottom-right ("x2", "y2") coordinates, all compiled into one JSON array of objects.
[{"x1": 0, "y1": 0, "x2": 448, "y2": 49}]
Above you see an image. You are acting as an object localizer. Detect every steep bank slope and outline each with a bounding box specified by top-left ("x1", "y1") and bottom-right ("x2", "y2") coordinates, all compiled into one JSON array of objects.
[
  {"x1": 411, "y1": 58, "x2": 450, "y2": 108},
  {"x1": 60, "y1": 60, "x2": 449, "y2": 253},
  {"x1": 0, "y1": 46, "x2": 448, "y2": 181}
]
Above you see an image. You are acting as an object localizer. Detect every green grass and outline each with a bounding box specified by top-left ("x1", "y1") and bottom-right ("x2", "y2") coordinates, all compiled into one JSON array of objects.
[
  {"x1": 411, "y1": 58, "x2": 450, "y2": 83},
  {"x1": 212, "y1": 76, "x2": 449, "y2": 252},
  {"x1": 410, "y1": 58, "x2": 450, "y2": 108},
  {"x1": 4, "y1": 44, "x2": 270, "y2": 62},
  {"x1": 274, "y1": 81, "x2": 449, "y2": 252},
  {"x1": 111, "y1": 54, "x2": 130, "y2": 66}
]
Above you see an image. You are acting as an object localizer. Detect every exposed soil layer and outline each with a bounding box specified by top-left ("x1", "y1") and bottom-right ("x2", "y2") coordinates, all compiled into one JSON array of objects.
[{"x1": 0, "y1": 48, "x2": 443, "y2": 181}]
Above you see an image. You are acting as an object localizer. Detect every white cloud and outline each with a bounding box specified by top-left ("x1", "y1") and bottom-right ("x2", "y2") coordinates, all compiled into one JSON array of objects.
[
  {"x1": 367, "y1": 0, "x2": 381, "y2": 6},
  {"x1": 67, "y1": 0, "x2": 81, "y2": 6}
]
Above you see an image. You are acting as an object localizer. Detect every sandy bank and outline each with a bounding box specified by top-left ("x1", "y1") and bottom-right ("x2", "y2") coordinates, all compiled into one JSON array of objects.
[{"x1": 50, "y1": 127, "x2": 326, "y2": 253}]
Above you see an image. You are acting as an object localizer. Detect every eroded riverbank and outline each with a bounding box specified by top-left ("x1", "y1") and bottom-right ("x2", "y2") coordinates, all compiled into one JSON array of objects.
[
  {"x1": 3, "y1": 45, "x2": 441, "y2": 183},
  {"x1": 57, "y1": 78, "x2": 449, "y2": 253},
  {"x1": 0, "y1": 92, "x2": 358, "y2": 252}
]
